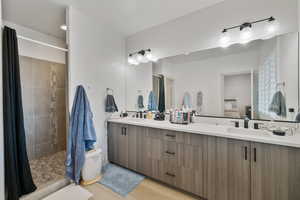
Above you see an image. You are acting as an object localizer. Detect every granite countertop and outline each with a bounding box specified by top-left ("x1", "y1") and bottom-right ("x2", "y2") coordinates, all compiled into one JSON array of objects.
[{"x1": 108, "y1": 118, "x2": 300, "y2": 148}]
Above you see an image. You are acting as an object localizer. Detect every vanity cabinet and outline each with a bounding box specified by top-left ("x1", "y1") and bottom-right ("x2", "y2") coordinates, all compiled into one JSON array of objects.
[
  {"x1": 207, "y1": 137, "x2": 251, "y2": 200},
  {"x1": 250, "y1": 143, "x2": 300, "y2": 200},
  {"x1": 107, "y1": 122, "x2": 300, "y2": 200},
  {"x1": 107, "y1": 123, "x2": 129, "y2": 167}
]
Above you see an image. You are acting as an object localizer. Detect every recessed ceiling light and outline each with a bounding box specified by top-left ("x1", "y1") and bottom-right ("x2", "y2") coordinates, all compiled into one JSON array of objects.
[{"x1": 60, "y1": 25, "x2": 67, "y2": 31}]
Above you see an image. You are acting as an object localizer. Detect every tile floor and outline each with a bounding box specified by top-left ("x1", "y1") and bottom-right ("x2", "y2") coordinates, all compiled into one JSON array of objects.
[{"x1": 30, "y1": 151, "x2": 66, "y2": 189}]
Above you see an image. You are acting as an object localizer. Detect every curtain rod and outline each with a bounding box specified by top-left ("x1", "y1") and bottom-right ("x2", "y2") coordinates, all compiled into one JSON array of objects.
[
  {"x1": 18, "y1": 35, "x2": 68, "y2": 52},
  {"x1": 2, "y1": 26, "x2": 68, "y2": 52}
]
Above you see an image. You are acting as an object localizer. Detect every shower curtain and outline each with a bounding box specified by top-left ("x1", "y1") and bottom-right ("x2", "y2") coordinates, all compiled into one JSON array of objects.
[
  {"x1": 158, "y1": 75, "x2": 165, "y2": 113},
  {"x1": 3, "y1": 26, "x2": 36, "y2": 200}
]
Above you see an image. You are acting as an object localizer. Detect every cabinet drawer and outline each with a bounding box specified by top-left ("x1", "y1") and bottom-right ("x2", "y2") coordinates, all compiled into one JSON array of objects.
[
  {"x1": 163, "y1": 141, "x2": 177, "y2": 158},
  {"x1": 163, "y1": 157, "x2": 179, "y2": 186},
  {"x1": 163, "y1": 130, "x2": 184, "y2": 143}
]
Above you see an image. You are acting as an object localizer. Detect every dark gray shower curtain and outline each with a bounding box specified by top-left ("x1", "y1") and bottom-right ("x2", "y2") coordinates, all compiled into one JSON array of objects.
[
  {"x1": 158, "y1": 75, "x2": 165, "y2": 113},
  {"x1": 3, "y1": 26, "x2": 36, "y2": 200}
]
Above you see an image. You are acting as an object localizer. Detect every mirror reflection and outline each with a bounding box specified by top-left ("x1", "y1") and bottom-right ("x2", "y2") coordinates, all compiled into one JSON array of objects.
[{"x1": 126, "y1": 32, "x2": 299, "y2": 122}]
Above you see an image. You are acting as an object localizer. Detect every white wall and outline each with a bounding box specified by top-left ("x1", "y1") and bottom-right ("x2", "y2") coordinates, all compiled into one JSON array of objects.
[
  {"x1": 126, "y1": 0, "x2": 298, "y2": 59},
  {"x1": 224, "y1": 73, "x2": 252, "y2": 116},
  {"x1": 157, "y1": 44, "x2": 259, "y2": 115},
  {"x1": 3, "y1": 21, "x2": 66, "y2": 64},
  {"x1": 0, "y1": 0, "x2": 4, "y2": 199},
  {"x1": 126, "y1": 63, "x2": 153, "y2": 111},
  {"x1": 68, "y1": 7, "x2": 126, "y2": 163}
]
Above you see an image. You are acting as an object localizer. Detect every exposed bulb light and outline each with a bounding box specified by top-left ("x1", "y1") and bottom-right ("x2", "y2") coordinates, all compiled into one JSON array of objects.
[
  {"x1": 240, "y1": 24, "x2": 252, "y2": 44},
  {"x1": 136, "y1": 53, "x2": 144, "y2": 62},
  {"x1": 128, "y1": 55, "x2": 139, "y2": 65},
  {"x1": 266, "y1": 17, "x2": 278, "y2": 35},
  {"x1": 220, "y1": 30, "x2": 231, "y2": 48},
  {"x1": 145, "y1": 50, "x2": 158, "y2": 62},
  {"x1": 60, "y1": 24, "x2": 67, "y2": 31}
]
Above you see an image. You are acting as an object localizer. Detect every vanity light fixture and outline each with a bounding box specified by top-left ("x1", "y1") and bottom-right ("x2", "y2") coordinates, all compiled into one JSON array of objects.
[
  {"x1": 220, "y1": 16, "x2": 277, "y2": 47},
  {"x1": 128, "y1": 49, "x2": 158, "y2": 65}
]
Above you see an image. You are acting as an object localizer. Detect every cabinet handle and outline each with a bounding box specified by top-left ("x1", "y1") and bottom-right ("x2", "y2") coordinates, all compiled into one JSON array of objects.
[
  {"x1": 124, "y1": 128, "x2": 127, "y2": 136},
  {"x1": 165, "y1": 172, "x2": 176, "y2": 177},
  {"x1": 121, "y1": 127, "x2": 126, "y2": 136},
  {"x1": 165, "y1": 151, "x2": 176, "y2": 155},
  {"x1": 166, "y1": 134, "x2": 176, "y2": 138},
  {"x1": 244, "y1": 146, "x2": 248, "y2": 160},
  {"x1": 254, "y1": 148, "x2": 257, "y2": 162}
]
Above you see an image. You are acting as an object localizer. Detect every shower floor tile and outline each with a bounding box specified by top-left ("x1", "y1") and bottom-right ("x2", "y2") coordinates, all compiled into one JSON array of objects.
[{"x1": 30, "y1": 151, "x2": 66, "y2": 188}]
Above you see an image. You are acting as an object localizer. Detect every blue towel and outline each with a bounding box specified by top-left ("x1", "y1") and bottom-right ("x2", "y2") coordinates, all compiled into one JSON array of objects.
[
  {"x1": 182, "y1": 92, "x2": 192, "y2": 109},
  {"x1": 105, "y1": 94, "x2": 118, "y2": 113},
  {"x1": 137, "y1": 95, "x2": 144, "y2": 109},
  {"x1": 148, "y1": 91, "x2": 158, "y2": 111},
  {"x1": 66, "y1": 85, "x2": 97, "y2": 184},
  {"x1": 269, "y1": 91, "x2": 287, "y2": 117}
]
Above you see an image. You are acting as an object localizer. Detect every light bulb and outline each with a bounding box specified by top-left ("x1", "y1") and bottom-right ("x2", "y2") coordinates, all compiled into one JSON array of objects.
[
  {"x1": 266, "y1": 20, "x2": 278, "y2": 35},
  {"x1": 145, "y1": 51, "x2": 158, "y2": 62},
  {"x1": 128, "y1": 55, "x2": 139, "y2": 65},
  {"x1": 60, "y1": 24, "x2": 67, "y2": 31},
  {"x1": 241, "y1": 27, "x2": 252, "y2": 40},
  {"x1": 240, "y1": 26, "x2": 252, "y2": 44},
  {"x1": 220, "y1": 31, "x2": 231, "y2": 48},
  {"x1": 137, "y1": 53, "x2": 144, "y2": 62}
]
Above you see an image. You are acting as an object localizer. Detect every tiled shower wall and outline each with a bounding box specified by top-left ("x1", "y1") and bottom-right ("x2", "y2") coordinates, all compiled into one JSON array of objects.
[{"x1": 20, "y1": 56, "x2": 66, "y2": 160}]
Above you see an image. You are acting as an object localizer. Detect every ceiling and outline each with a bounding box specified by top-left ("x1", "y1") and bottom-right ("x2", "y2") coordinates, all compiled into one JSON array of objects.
[{"x1": 2, "y1": 0, "x2": 224, "y2": 39}]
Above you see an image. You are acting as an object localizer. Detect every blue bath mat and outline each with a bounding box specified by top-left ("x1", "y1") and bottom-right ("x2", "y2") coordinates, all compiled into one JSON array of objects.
[{"x1": 99, "y1": 163, "x2": 145, "y2": 196}]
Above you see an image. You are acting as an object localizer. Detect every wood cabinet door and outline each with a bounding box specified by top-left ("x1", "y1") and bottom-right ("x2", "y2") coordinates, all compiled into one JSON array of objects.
[
  {"x1": 176, "y1": 133, "x2": 208, "y2": 198},
  {"x1": 251, "y1": 143, "x2": 300, "y2": 200},
  {"x1": 207, "y1": 137, "x2": 251, "y2": 200},
  {"x1": 127, "y1": 125, "x2": 139, "y2": 171},
  {"x1": 136, "y1": 127, "x2": 164, "y2": 179},
  {"x1": 107, "y1": 123, "x2": 128, "y2": 167}
]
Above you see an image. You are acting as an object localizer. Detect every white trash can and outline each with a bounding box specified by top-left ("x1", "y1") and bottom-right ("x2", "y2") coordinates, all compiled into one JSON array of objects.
[{"x1": 81, "y1": 149, "x2": 102, "y2": 185}]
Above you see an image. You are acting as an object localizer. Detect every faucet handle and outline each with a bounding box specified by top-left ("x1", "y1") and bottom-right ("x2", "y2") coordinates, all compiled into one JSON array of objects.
[
  {"x1": 253, "y1": 122, "x2": 264, "y2": 129},
  {"x1": 230, "y1": 121, "x2": 240, "y2": 128}
]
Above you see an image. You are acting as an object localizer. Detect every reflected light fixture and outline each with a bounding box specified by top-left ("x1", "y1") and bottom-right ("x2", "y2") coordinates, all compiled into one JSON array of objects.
[
  {"x1": 128, "y1": 49, "x2": 158, "y2": 65},
  {"x1": 128, "y1": 54, "x2": 139, "y2": 65},
  {"x1": 60, "y1": 24, "x2": 67, "y2": 31}
]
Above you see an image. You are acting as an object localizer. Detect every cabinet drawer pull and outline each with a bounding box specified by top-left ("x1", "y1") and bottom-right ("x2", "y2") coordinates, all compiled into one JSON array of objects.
[
  {"x1": 254, "y1": 148, "x2": 257, "y2": 162},
  {"x1": 166, "y1": 134, "x2": 176, "y2": 138},
  {"x1": 165, "y1": 151, "x2": 176, "y2": 155},
  {"x1": 165, "y1": 172, "x2": 176, "y2": 177},
  {"x1": 244, "y1": 146, "x2": 248, "y2": 160}
]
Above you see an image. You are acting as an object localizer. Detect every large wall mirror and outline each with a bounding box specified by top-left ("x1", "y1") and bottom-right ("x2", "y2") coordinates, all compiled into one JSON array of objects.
[{"x1": 126, "y1": 32, "x2": 299, "y2": 122}]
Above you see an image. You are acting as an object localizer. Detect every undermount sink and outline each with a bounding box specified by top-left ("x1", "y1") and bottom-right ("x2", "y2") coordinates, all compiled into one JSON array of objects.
[{"x1": 227, "y1": 127, "x2": 273, "y2": 137}]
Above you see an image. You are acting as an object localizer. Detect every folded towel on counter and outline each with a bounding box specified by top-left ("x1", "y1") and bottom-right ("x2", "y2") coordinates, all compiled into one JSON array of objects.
[
  {"x1": 137, "y1": 95, "x2": 144, "y2": 109},
  {"x1": 105, "y1": 94, "x2": 118, "y2": 113},
  {"x1": 66, "y1": 85, "x2": 97, "y2": 184},
  {"x1": 148, "y1": 91, "x2": 158, "y2": 111},
  {"x1": 269, "y1": 91, "x2": 287, "y2": 117}
]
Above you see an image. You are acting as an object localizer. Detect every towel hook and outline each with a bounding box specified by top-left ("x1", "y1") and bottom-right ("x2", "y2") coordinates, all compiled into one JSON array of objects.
[{"x1": 106, "y1": 88, "x2": 114, "y2": 95}]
